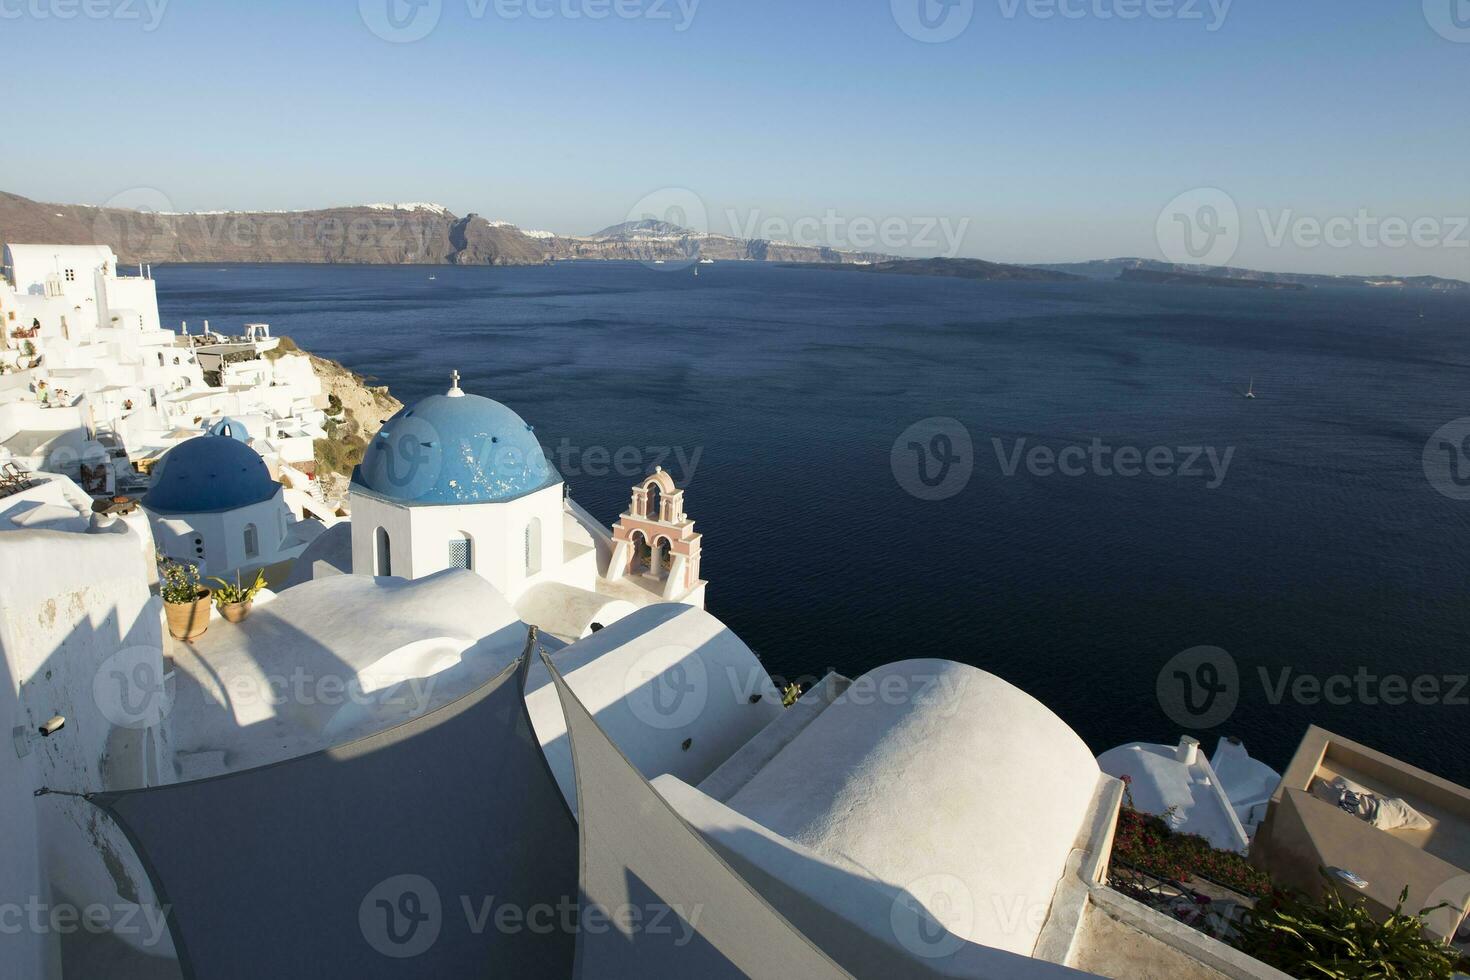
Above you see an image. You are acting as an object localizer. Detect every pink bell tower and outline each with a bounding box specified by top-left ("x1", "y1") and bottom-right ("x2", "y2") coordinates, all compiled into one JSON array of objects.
[{"x1": 607, "y1": 467, "x2": 705, "y2": 606}]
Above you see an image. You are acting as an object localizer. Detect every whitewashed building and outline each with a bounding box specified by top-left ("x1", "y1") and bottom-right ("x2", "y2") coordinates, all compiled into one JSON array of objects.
[{"x1": 336, "y1": 373, "x2": 702, "y2": 641}]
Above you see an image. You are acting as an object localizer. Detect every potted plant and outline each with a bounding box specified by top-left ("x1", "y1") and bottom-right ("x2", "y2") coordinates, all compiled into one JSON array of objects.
[
  {"x1": 159, "y1": 555, "x2": 211, "y2": 640},
  {"x1": 209, "y1": 569, "x2": 267, "y2": 624}
]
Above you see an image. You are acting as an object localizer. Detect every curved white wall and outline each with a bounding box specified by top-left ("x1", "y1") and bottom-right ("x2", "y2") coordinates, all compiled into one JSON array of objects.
[
  {"x1": 725, "y1": 659, "x2": 1102, "y2": 957},
  {"x1": 525, "y1": 603, "x2": 783, "y2": 815}
]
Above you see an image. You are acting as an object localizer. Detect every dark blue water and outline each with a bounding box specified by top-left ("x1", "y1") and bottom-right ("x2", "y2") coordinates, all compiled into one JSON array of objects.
[{"x1": 156, "y1": 262, "x2": 1470, "y2": 784}]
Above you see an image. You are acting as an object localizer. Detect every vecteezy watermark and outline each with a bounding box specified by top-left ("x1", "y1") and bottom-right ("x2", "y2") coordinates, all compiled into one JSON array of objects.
[
  {"x1": 94, "y1": 647, "x2": 171, "y2": 730},
  {"x1": 893, "y1": 0, "x2": 1232, "y2": 42},
  {"x1": 724, "y1": 209, "x2": 971, "y2": 259},
  {"x1": 1424, "y1": 418, "x2": 1470, "y2": 501},
  {"x1": 993, "y1": 437, "x2": 1235, "y2": 489},
  {"x1": 893, "y1": 421, "x2": 1235, "y2": 500},
  {"x1": 892, "y1": 0, "x2": 975, "y2": 42},
  {"x1": 0, "y1": 0, "x2": 168, "y2": 30},
  {"x1": 891, "y1": 874, "x2": 974, "y2": 959},
  {"x1": 92, "y1": 186, "x2": 176, "y2": 258},
  {"x1": 548, "y1": 440, "x2": 702, "y2": 485},
  {"x1": 1157, "y1": 646, "x2": 1240, "y2": 729},
  {"x1": 0, "y1": 899, "x2": 171, "y2": 947},
  {"x1": 1257, "y1": 209, "x2": 1469, "y2": 252},
  {"x1": 624, "y1": 645, "x2": 707, "y2": 730},
  {"x1": 1158, "y1": 645, "x2": 1470, "y2": 730},
  {"x1": 360, "y1": 875, "x2": 443, "y2": 958},
  {"x1": 997, "y1": 0, "x2": 1232, "y2": 30},
  {"x1": 359, "y1": 876, "x2": 701, "y2": 957},
  {"x1": 1157, "y1": 188, "x2": 1469, "y2": 267},
  {"x1": 93, "y1": 646, "x2": 444, "y2": 731},
  {"x1": 1258, "y1": 666, "x2": 1470, "y2": 708},
  {"x1": 359, "y1": 0, "x2": 699, "y2": 43},
  {"x1": 1156, "y1": 188, "x2": 1241, "y2": 266},
  {"x1": 90, "y1": 186, "x2": 449, "y2": 264},
  {"x1": 619, "y1": 187, "x2": 709, "y2": 270},
  {"x1": 1424, "y1": 0, "x2": 1470, "y2": 43},
  {"x1": 892, "y1": 418, "x2": 975, "y2": 501}
]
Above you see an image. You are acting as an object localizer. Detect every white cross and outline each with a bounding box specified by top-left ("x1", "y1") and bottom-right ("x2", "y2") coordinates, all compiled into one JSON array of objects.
[{"x1": 451, "y1": 370, "x2": 460, "y2": 389}]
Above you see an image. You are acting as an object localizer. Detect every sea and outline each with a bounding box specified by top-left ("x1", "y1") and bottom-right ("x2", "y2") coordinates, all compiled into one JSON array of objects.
[{"x1": 155, "y1": 260, "x2": 1470, "y2": 785}]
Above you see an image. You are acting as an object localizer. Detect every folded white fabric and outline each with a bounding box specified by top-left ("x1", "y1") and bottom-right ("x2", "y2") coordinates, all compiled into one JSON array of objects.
[{"x1": 1310, "y1": 775, "x2": 1431, "y2": 832}]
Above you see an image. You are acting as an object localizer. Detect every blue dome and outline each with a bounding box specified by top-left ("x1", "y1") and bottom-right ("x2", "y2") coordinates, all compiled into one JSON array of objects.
[
  {"x1": 352, "y1": 392, "x2": 561, "y2": 505},
  {"x1": 203, "y1": 417, "x2": 250, "y2": 442},
  {"x1": 143, "y1": 436, "x2": 279, "y2": 515}
]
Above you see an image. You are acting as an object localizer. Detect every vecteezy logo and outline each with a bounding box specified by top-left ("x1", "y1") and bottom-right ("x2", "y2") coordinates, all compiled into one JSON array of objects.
[
  {"x1": 1424, "y1": 418, "x2": 1470, "y2": 500},
  {"x1": 1156, "y1": 188, "x2": 1241, "y2": 267},
  {"x1": 1157, "y1": 646, "x2": 1239, "y2": 730},
  {"x1": 624, "y1": 645, "x2": 708, "y2": 730},
  {"x1": 359, "y1": 0, "x2": 442, "y2": 43},
  {"x1": 1424, "y1": 0, "x2": 1470, "y2": 42},
  {"x1": 622, "y1": 187, "x2": 709, "y2": 270},
  {"x1": 94, "y1": 647, "x2": 170, "y2": 730},
  {"x1": 890, "y1": 874, "x2": 973, "y2": 959},
  {"x1": 364, "y1": 415, "x2": 444, "y2": 501},
  {"x1": 359, "y1": 875, "x2": 442, "y2": 958},
  {"x1": 891, "y1": 418, "x2": 974, "y2": 501},
  {"x1": 892, "y1": 0, "x2": 975, "y2": 43},
  {"x1": 93, "y1": 186, "x2": 176, "y2": 256}
]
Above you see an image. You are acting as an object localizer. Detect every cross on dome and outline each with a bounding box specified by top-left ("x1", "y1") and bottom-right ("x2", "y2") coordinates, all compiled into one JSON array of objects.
[{"x1": 447, "y1": 369, "x2": 465, "y2": 398}]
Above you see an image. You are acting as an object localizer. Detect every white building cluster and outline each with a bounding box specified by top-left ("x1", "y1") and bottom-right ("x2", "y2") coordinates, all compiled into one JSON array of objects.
[{"x1": 0, "y1": 243, "x2": 325, "y2": 494}]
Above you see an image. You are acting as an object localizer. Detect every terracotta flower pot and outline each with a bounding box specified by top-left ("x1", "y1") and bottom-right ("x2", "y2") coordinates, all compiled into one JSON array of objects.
[
  {"x1": 165, "y1": 588, "x2": 212, "y2": 640},
  {"x1": 218, "y1": 599, "x2": 253, "y2": 624}
]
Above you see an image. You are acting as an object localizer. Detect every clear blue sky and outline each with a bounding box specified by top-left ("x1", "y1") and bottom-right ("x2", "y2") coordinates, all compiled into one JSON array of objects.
[{"x1": 4, "y1": 0, "x2": 1468, "y2": 277}]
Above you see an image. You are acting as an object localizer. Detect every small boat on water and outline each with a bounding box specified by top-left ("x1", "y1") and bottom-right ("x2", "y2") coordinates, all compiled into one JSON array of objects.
[
  {"x1": 699, "y1": 258, "x2": 715, "y2": 265},
  {"x1": 1244, "y1": 377, "x2": 1256, "y2": 399}
]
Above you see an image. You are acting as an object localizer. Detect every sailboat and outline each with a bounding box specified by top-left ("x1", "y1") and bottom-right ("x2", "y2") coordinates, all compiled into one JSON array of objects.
[{"x1": 1244, "y1": 378, "x2": 1256, "y2": 399}]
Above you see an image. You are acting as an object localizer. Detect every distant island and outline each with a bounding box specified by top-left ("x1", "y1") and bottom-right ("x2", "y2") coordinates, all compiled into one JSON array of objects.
[
  {"x1": 1034, "y1": 257, "x2": 1468, "y2": 292},
  {"x1": 1117, "y1": 267, "x2": 1307, "y2": 291},
  {"x1": 782, "y1": 257, "x2": 1080, "y2": 282},
  {"x1": 2, "y1": 191, "x2": 1465, "y2": 291}
]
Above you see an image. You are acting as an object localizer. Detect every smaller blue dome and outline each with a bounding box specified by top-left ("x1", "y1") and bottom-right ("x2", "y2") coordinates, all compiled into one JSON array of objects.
[
  {"x1": 204, "y1": 417, "x2": 250, "y2": 442},
  {"x1": 352, "y1": 392, "x2": 560, "y2": 505},
  {"x1": 143, "y1": 436, "x2": 279, "y2": 515}
]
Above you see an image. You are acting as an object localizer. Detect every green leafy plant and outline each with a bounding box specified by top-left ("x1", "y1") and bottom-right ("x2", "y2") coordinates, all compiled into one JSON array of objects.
[
  {"x1": 209, "y1": 568, "x2": 267, "y2": 606},
  {"x1": 157, "y1": 554, "x2": 204, "y2": 605},
  {"x1": 1235, "y1": 871, "x2": 1467, "y2": 979},
  {"x1": 781, "y1": 682, "x2": 803, "y2": 707},
  {"x1": 1112, "y1": 805, "x2": 1271, "y2": 898}
]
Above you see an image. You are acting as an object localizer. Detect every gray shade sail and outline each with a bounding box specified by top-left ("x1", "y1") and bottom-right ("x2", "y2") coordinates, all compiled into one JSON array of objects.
[
  {"x1": 91, "y1": 652, "x2": 578, "y2": 979},
  {"x1": 543, "y1": 651, "x2": 853, "y2": 979}
]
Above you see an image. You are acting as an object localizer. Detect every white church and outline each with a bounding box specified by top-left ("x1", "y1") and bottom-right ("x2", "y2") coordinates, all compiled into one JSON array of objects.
[{"x1": 281, "y1": 371, "x2": 708, "y2": 641}]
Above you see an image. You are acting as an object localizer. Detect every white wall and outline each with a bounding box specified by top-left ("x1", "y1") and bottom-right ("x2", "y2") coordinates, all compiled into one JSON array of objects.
[
  {"x1": 351, "y1": 483, "x2": 565, "y2": 603},
  {"x1": 147, "y1": 491, "x2": 295, "y2": 578},
  {"x1": 524, "y1": 603, "x2": 784, "y2": 815},
  {"x1": 0, "y1": 513, "x2": 174, "y2": 967}
]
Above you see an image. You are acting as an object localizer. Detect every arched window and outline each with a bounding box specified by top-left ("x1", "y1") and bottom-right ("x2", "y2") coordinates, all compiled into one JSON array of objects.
[
  {"x1": 629, "y1": 530, "x2": 650, "y2": 575},
  {"x1": 375, "y1": 527, "x2": 392, "y2": 577},
  {"x1": 448, "y1": 532, "x2": 473, "y2": 570},
  {"x1": 645, "y1": 483, "x2": 662, "y2": 521},
  {"x1": 524, "y1": 518, "x2": 542, "y2": 576},
  {"x1": 243, "y1": 523, "x2": 259, "y2": 559}
]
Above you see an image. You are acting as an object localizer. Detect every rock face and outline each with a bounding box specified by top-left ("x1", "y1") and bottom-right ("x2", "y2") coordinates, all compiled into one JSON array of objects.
[
  {"x1": 271, "y1": 341, "x2": 402, "y2": 501},
  {"x1": 0, "y1": 191, "x2": 890, "y2": 266}
]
